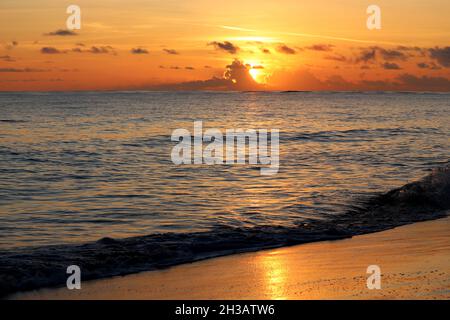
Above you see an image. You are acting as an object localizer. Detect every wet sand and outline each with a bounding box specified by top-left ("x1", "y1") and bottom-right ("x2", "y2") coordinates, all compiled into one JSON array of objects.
[{"x1": 11, "y1": 217, "x2": 450, "y2": 300}]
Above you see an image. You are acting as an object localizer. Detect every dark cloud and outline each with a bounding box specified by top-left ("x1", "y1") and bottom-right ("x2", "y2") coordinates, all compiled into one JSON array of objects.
[
  {"x1": 185, "y1": 66, "x2": 195, "y2": 70},
  {"x1": 163, "y1": 49, "x2": 179, "y2": 55},
  {"x1": 381, "y1": 62, "x2": 401, "y2": 70},
  {"x1": 40, "y1": 47, "x2": 65, "y2": 54},
  {"x1": 204, "y1": 65, "x2": 212, "y2": 68},
  {"x1": 0, "y1": 55, "x2": 15, "y2": 62},
  {"x1": 89, "y1": 46, "x2": 115, "y2": 54},
  {"x1": 305, "y1": 44, "x2": 334, "y2": 51},
  {"x1": 356, "y1": 47, "x2": 407, "y2": 63},
  {"x1": 0, "y1": 67, "x2": 48, "y2": 72},
  {"x1": 276, "y1": 44, "x2": 296, "y2": 55},
  {"x1": 396, "y1": 46, "x2": 427, "y2": 57},
  {"x1": 131, "y1": 47, "x2": 149, "y2": 54},
  {"x1": 261, "y1": 48, "x2": 271, "y2": 54},
  {"x1": 45, "y1": 29, "x2": 77, "y2": 36},
  {"x1": 72, "y1": 46, "x2": 116, "y2": 55},
  {"x1": 417, "y1": 62, "x2": 440, "y2": 70},
  {"x1": 428, "y1": 47, "x2": 450, "y2": 68},
  {"x1": 208, "y1": 41, "x2": 239, "y2": 54},
  {"x1": 251, "y1": 65, "x2": 264, "y2": 69},
  {"x1": 356, "y1": 48, "x2": 376, "y2": 63},
  {"x1": 396, "y1": 74, "x2": 450, "y2": 91},
  {"x1": 377, "y1": 47, "x2": 408, "y2": 61}
]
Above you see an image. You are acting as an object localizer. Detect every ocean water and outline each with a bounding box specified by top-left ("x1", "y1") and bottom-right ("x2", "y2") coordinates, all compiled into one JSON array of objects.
[{"x1": 0, "y1": 91, "x2": 449, "y2": 249}]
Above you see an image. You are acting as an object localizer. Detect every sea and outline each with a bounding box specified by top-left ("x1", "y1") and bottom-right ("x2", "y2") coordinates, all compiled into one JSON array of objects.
[{"x1": 0, "y1": 91, "x2": 449, "y2": 250}]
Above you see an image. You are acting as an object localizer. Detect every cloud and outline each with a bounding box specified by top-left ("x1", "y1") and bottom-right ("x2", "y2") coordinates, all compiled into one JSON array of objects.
[
  {"x1": 131, "y1": 47, "x2": 149, "y2": 54},
  {"x1": 208, "y1": 41, "x2": 239, "y2": 54},
  {"x1": 417, "y1": 62, "x2": 441, "y2": 70},
  {"x1": 45, "y1": 29, "x2": 77, "y2": 36},
  {"x1": 305, "y1": 44, "x2": 334, "y2": 51},
  {"x1": 428, "y1": 47, "x2": 450, "y2": 67},
  {"x1": 377, "y1": 48, "x2": 407, "y2": 61},
  {"x1": 163, "y1": 49, "x2": 179, "y2": 55},
  {"x1": 261, "y1": 48, "x2": 271, "y2": 54},
  {"x1": 89, "y1": 46, "x2": 115, "y2": 54},
  {"x1": 356, "y1": 48, "x2": 376, "y2": 63},
  {"x1": 40, "y1": 47, "x2": 65, "y2": 54},
  {"x1": 395, "y1": 74, "x2": 450, "y2": 91},
  {"x1": 72, "y1": 46, "x2": 116, "y2": 55},
  {"x1": 0, "y1": 55, "x2": 15, "y2": 62},
  {"x1": 397, "y1": 46, "x2": 427, "y2": 56},
  {"x1": 356, "y1": 46, "x2": 408, "y2": 63},
  {"x1": 0, "y1": 67, "x2": 48, "y2": 72},
  {"x1": 276, "y1": 44, "x2": 296, "y2": 54},
  {"x1": 185, "y1": 66, "x2": 195, "y2": 70},
  {"x1": 381, "y1": 62, "x2": 401, "y2": 70}
]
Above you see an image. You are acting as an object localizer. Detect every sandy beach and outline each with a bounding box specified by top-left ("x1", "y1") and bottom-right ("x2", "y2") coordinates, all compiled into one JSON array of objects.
[{"x1": 11, "y1": 216, "x2": 449, "y2": 300}]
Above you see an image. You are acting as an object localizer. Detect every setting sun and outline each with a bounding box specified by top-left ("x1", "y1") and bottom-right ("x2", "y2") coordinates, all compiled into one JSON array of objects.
[{"x1": 246, "y1": 61, "x2": 266, "y2": 83}]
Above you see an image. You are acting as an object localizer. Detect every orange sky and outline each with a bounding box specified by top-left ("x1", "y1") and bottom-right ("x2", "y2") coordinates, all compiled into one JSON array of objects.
[{"x1": 1, "y1": 0, "x2": 449, "y2": 91}]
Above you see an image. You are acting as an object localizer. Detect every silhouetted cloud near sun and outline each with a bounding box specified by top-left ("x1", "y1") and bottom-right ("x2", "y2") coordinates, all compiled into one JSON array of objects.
[
  {"x1": 208, "y1": 41, "x2": 240, "y2": 54},
  {"x1": 149, "y1": 59, "x2": 261, "y2": 91}
]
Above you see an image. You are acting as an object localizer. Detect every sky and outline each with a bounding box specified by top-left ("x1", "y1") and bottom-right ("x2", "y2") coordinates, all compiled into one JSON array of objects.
[{"x1": 0, "y1": 0, "x2": 449, "y2": 91}]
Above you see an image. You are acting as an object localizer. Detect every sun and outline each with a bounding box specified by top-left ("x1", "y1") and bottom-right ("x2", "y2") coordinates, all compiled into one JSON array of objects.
[
  {"x1": 246, "y1": 60, "x2": 266, "y2": 83},
  {"x1": 249, "y1": 68, "x2": 261, "y2": 82}
]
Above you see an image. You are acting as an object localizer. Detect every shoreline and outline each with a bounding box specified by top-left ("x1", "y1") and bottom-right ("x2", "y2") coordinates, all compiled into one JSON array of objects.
[{"x1": 10, "y1": 216, "x2": 450, "y2": 300}]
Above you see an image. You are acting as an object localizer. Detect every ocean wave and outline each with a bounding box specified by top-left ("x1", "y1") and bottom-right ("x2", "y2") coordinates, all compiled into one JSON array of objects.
[{"x1": 0, "y1": 166, "x2": 449, "y2": 297}]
